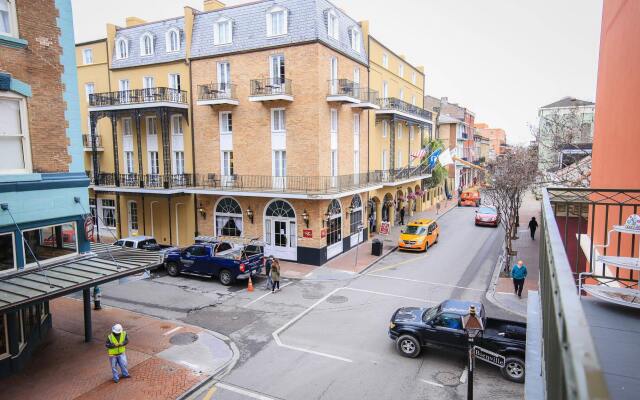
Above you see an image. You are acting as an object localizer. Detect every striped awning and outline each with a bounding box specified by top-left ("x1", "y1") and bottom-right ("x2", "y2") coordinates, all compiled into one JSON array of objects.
[{"x1": 0, "y1": 243, "x2": 163, "y2": 313}]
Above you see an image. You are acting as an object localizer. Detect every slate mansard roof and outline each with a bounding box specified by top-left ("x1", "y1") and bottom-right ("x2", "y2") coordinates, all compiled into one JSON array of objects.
[
  {"x1": 111, "y1": 17, "x2": 186, "y2": 69},
  {"x1": 190, "y1": 0, "x2": 368, "y2": 64}
]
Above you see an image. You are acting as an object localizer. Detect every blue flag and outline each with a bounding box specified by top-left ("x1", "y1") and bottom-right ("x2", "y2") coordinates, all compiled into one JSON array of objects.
[{"x1": 428, "y1": 149, "x2": 442, "y2": 169}]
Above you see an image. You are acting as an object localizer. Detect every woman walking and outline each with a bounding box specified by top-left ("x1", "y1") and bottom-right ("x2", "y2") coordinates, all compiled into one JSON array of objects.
[
  {"x1": 511, "y1": 260, "x2": 528, "y2": 298},
  {"x1": 263, "y1": 256, "x2": 273, "y2": 290},
  {"x1": 270, "y1": 258, "x2": 281, "y2": 293}
]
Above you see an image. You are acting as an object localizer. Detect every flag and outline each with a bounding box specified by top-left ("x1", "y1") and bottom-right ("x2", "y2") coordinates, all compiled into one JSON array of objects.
[
  {"x1": 411, "y1": 147, "x2": 428, "y2": 159},
  {"x1": 427, "y1": 148, "x2": 442, "y2": 169},
  {"x1": 438, "y1": 149, "x2": 454, "y2": 166}
]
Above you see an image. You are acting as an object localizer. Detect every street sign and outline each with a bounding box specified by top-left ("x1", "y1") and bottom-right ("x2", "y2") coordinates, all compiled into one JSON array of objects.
[{"x1": 473, "y1": 346, "x2": 505, "y2": 368}]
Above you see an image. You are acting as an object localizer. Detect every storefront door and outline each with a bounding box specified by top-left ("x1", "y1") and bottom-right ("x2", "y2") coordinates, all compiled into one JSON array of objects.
[{"x1": 265, "y1": 218, "x2": 297, "y2": 261}]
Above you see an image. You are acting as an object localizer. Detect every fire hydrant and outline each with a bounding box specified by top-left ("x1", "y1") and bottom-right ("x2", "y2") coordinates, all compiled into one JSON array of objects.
[{"x1": 93, "y1": 286, "x2": 102, "y2": 310}]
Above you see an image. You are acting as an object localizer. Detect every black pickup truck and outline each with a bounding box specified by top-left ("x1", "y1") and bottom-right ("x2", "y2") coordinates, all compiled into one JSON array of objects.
[{"x1": 388, "y1": 299, "x2": 526, "y2": 383}]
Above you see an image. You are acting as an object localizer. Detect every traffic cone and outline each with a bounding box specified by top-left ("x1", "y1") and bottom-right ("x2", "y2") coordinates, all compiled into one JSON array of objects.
[{"x1": 247, "y1": 276, "x2": 254, "y2": 292}]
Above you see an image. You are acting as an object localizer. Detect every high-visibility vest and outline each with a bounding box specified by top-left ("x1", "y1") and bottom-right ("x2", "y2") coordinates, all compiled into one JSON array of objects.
[{"x1": 107, "y1": 331, "x2": 127, "y2": 356}]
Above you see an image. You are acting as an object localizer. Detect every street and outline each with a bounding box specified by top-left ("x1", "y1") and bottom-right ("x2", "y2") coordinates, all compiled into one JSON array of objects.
[{"x1": 94, "y1": 206, "x2": 524, "y2": 400}]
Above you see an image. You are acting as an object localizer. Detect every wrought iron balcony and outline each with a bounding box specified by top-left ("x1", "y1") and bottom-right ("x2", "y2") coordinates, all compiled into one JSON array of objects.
[
  {"x1": 350, "y1": 87, "x2": 380, "y2": 109},
  {"x1": 376, "y1": 97, "x2": 433, "y2": 123},
  {"x1": 82, "y1": 134, "x2": 103, "y2": 151},
  {"x1": 326, "y1": 79, "x2": 361, "y2": 104},
  {"x1": 249, "y1": 78, "x2": 293, "y2": 102},
  {"x1": 88, "y1": 87, "x2": 188, "y2": 110},
  {"x1": 196, "y1": 83, "x2": 238, "y2": 106},
  {"x1": 89, "y1": 173, "x2": 194, "y2": 189}
]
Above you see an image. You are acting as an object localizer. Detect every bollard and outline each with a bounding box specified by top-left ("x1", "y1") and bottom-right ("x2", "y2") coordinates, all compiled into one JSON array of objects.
[{"x1": 93, "y1": 286, "x2": 102, "y2": 310}]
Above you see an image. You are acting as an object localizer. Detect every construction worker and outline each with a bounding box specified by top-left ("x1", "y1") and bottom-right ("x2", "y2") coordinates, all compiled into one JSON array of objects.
[{"x1": 106, "y1": 324, "x2": 131, "y2": 383}]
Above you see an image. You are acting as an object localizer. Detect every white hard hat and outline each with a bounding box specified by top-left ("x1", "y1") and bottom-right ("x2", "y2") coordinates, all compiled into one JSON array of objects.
[{"x1": 112, "y1": 324, "x2": 123, "y2": 334}]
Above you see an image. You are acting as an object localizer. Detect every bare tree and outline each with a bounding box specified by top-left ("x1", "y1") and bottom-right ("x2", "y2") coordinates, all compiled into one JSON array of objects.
[{"x1": 484, "y1": 146, "x2": 539, "y2": 269}]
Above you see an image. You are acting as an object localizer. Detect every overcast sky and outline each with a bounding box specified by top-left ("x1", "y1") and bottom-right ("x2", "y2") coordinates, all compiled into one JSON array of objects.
[{"x1": 71, "y1": 0, "x2": 603, "y2": 144}]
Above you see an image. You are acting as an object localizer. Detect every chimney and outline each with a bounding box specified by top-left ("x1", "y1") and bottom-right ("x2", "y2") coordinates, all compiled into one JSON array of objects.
[
  {"x1": 125, "y1": 17, "x2": 147, "y2": 27},
  {"x1": 204, "y1": 0, "x2": 226, "y2": 11},
  {"x1": 441, "y1": 97, "x2": 448, "y2": 104}
]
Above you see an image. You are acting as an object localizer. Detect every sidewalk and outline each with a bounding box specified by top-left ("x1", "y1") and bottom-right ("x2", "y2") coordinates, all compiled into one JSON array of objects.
[
  {"x1": 0, "y1": 297, "x2": 235, "y2": 400},
  {"x1": 278, "y1": 196, "x2": 458, "y2": 279},
  {"x1": 488, "y1": 192, "x2": 541, "y2": 317}
]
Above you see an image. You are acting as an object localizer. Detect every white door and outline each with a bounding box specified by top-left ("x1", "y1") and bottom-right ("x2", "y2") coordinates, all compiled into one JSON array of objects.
[
  {"x1": 143, "y1": 76, "x2": 154, "y2": 101},
  {"x1": 217, "y1": 62, "x2": 230, "y2": 93},
  {"x1": 272, "y1": 150, "x2": 286, "y2": 189},
  {"x1": 330, "y1": 57, "x2": 338, "y2": 94},
  {"x1": 269, "y1": 55, "x2": 285, "y2": 92},
  {"x1": 127, "y1": 201, "x2": 138, "y2": 236},
  {"x1": 265, "y1": 218, "x2": 297, "y2": 261},
  {"x1": 119, "y1": 79, "x2": 130, "y2": 103}
]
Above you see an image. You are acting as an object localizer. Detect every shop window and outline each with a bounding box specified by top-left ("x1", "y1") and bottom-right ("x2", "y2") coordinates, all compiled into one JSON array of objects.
[
  {"x1": 0, "y1": 232, "x2": 16, "y2": 273},
  {"x1": 215, "y1": 197, "x2": 243, "y2": 237},
  {"x1": 326, "y1": 199, "x2": 342, "y2": 247},
  {"x1": 23, "y1": 223, "x2": 78, "y2": 266},
  {"x1": 349, "y1": 195, "x2": 363, "y2": 234},
  {"x1": 0, "y1": 93, "x2": 32, "y2": 173}
]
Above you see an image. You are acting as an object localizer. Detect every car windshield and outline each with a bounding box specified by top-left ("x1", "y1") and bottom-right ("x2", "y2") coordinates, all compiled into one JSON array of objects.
[
  {"x1": 478, "y1": 207, "x2": 496, "y2": 214},
  {"x1": 404, "y1": 225, "x2": 427, "y2": 235},
  {"x1": 422, "y1": 307, "x2": 439, "y2": 323}
]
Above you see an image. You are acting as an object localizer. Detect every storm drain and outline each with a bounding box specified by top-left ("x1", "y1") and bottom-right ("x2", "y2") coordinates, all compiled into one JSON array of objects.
[
  {"x1": 169, "y1": 332, "x2": 198, "y2": 345},
  {"x1": 327, "y1": 295, "x2": 349, "y2": 304}
]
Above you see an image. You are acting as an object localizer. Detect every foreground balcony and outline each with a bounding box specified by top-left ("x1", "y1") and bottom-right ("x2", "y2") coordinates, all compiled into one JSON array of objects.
[
  {"x1": 376, "y1": 97, "x2": 433, "y2": 123},
  {"x1": 88, "y1": 87, "x2": 188, "y2": 111},
  {"x1": 349, "y1": 88, "x2": 380, "y2": 110},
  {"x1": 326, "y1": 79, "x2": 361, "y2": 104},
  {"x1": 196, "y1": 83, "x2": 239, "y2": 106},
  {"x1": 89, "y1": 173, "x2": 195, "y2": 190},
  {"x1": 82, "y1": 134, "x2": 103, "y2": 151},
  {"x1": 249, "y1": 78, "x2": 293, "y2": 102}
]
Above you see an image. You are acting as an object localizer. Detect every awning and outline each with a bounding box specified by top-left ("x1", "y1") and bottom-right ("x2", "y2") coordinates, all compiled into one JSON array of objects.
[
  {"x1": 0, "y1": 243, "x2": 163, "y2": 313},
  {"x1": 453, "y1": 156, "x2": 487, "y2": 171}
]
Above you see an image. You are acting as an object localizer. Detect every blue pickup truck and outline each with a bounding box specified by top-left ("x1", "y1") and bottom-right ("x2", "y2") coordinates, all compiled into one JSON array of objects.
[{"x1": 163, "y1": 239, "x2": 264, "y2": 285}]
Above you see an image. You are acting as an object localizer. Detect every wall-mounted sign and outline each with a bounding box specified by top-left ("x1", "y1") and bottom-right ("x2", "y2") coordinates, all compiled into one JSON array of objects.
[
  {"x1": 303, "y1": 229, "x2": 313, "y2": 238},
  {"x1": 84, "y1": 215, "x2": 94, "y2": 242},
  {"x1": 380, "y1": 221, "x2": 390, "y2": 235},
  {"x1": 320, "y1": 228, "x2": 327, "y2": 238}
]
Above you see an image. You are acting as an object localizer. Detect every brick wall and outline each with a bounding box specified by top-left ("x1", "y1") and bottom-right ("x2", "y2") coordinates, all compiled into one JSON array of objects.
[{"x1": 0, "y1": 0, "x2": 71, "y2": 172}]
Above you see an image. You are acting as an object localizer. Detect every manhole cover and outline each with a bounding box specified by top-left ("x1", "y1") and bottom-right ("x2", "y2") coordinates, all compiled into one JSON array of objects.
[
  {"x1": 434, "y1": 371, "x2": 460, "y2": 386},
  {"x1": 327, "y1": 295, "x2": 348, "y2": 304},
  {"x1": 169, "y1": 332, "x2": 198, "y2": 345}
]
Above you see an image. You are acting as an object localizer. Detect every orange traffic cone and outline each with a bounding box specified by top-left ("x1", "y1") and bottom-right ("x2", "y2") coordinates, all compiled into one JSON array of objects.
[{"x1": 247, "y1": 276, "x2": 254, "y2": 292}]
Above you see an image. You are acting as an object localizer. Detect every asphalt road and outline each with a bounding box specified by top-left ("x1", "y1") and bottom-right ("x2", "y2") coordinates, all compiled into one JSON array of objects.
[{"x1": 95, "y1": 206, "x2": 524, "y2": 400}]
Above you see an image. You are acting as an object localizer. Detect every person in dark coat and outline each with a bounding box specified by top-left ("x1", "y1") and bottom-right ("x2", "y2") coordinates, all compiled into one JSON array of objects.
[
  {"x1": 270, "y1": 258, "x2": 281, "y2": 292},
  {"x1": 528, "y1": 217, "x2": 539, "y2": 240},
  {"x1": 399, "y1": 206, "x2": 405, "y2": 225},
  {"x1": 263, "y1": 256, "x2": 273, "y2": 290}
]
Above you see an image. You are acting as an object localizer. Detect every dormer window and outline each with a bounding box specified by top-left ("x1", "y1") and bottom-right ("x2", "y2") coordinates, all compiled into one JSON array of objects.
[
  {"x1": 266, "y1": 6, "x2": 287, "y2": 37},
  {"x1": 213, "y1": 17, "x2": 232, "y2": 45},
  {"x1": 327, "y1": 9, "x2": 339, "y2": 40},
  {"x1": 349, "y1": 27, "x2": 361, "y2": 52},
  {"x1": 166, "y1": 28, "x2": 180, "y2": 52},
  {"x1": 140, "y1": 32, "x2": 154, "y2": 56},
  {"x1": 115, "y1": 37, "x2": 128, "y2": 59},
  {"x1": 0, "y1": 0, "x2": 18, "y2": 37}
]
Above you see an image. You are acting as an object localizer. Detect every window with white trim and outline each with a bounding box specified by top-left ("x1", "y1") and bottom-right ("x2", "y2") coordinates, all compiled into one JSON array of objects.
[
  {"x1": 128, "y1": 201, "x2": 138, "y2": 231},
  {"x1": 222, "y1": 151, "x2": 233, "y2": 176},
  {"x1": 382, "y1": 120, "x2": 388, "y2": 138},
  {"x1": 124, "y1": 151, "x2": 134, "y2": 174},
  {"x1": 171, "y1": 115, "x2": 183, "y2": 135},
  {"x1": 271, "y1": 109, "x2": 285, "y2": 132},
  {"x1": 382, "y1": 53, "x2": 389, "y2": 68},
  {"x1": 410, "y1": 125, "x2": 415, "y2": 141},
  {"x1": 382, "y1": 150, "x2": 388, "y2": 170},
  {"x1": 0, "y1": 232, "x2": 16, "y2": 273},
  {"x1": 330, "y1": 150, "x2": 338, "y2": 177},
  {"x1": 273, "y1": 150, "x2": 286, "y2": 177},
  {"x1": 412, "y1": 95, "x2": 416, "y2": 106},
  {"x1": 327, "y1": 9, "x2": 339, "y2": 40},
  {"x1": 397, "y1": 123, "x2": 403, "y2": 140},
  {"x1": 82, "y1": 48, "x2": 93, "y2": 65},
  {"x1": 146, "y1": 116, "x2": 157, "y2": 136},
  {"x1": 140, "y1": 33, "x2": 154, "y2": 56},
  {"x1": 397, "y1": 150, "x2": 403, "y2": 167},
  {"x1": 412, "y1": 71, "x2": 417, "y2": 85},
  {"x1": 0, "y1": 93, "x2": 31, "y2": 174},
  {"x1": 399, "y1": 88, "x2": 404, "y2": 101},
  {"x1": 85, "y1": 83, "x2": 95, "y2": 101},
  {"x1": 148, "y1": 151, "x2": 159, "y2": 174},
  {"x1": 173, "y1": 151, "x2": 185, "y2": 174},
  {"x1": 166, "y1": 28, "x2": 180, "y2": 52},
  {"x1": 116, "y1": 37, "x2": 128, "y2": 59},
  {"x1": 382, "y1": 81, "x2": 388, "y2": 98},
  {"x1": 266, "y1": 6, "x2": 287, "y2": 37},
  {"x1": 122, "y1": 118, "x2": 132, "y2": 136},
  {"x1": 168, "y1": 73, "x2": 181, "y2": 90},
  {"x1": 330, "y1": 109, "x2": 338, "y2": 133},
  {"x1": 0, "y1": 0, "x2": 18, "y2": 37},
  {"x1": 101, "y1": 199, "x2": 116, "y2": 228},
  {"x1": 213, "y1": 17, "x2": 232, "y2": 45},
  {"x1": 353, "y1": 67, "x2": 360, "y2": 85},
  {"x1": 399, "y1": 63, "x2": 404, "y2": 78},
  {"x1": 349, "y1": 27, "x2": 361, "y2": 52},
  {"x1": 220, "y1": 112, "x2": 232, "y2": 134},
  {"x1": 353, "y1": 113, "x2": 360, "y2": 135}
]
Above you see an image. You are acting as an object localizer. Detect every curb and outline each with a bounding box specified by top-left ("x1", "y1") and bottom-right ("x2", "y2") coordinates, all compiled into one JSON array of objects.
[{"x1": 484, "y1": 251, "x2": 527, "y2": 319}]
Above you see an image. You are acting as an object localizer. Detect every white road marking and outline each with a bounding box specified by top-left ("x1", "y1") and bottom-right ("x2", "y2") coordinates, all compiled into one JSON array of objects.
[
  {"x1": 244, "y1": 282, "x2": 294, "y2": 307},
  {"x1": 216, "y1": 382, "x2": 278, "y2": 400},
  {"x1": 460, "y1": 366, "x2": 468, "y2": 384},
  {"x1": 342, "y1": 287, "x2": 437, "y2": 303},
  {"x1": 163, "y1": 326, "x2": 182, "y2": 336},
  {"x1": 366, "y1": 273, "x2": 486, "y2": 292},
  {"x1": 420, "y1": 379, "x2": 445, "y2": 388},
  {"x1": 495, "y1": 291, "x2": 516, "y2": 295},
  {"x1": 367, "y1": 254, "x2": 429, "y2": 274}
]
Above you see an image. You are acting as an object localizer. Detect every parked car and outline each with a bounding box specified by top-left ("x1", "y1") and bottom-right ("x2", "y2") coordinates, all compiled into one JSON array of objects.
[
  {"x1": 398, "y1": 219, "x2": 440, "y2": 252},
  {"x1": 113, "y1": 236, "x2": 176, "y2": 253},
  {"x1": 163, "y1": 239, "x2": 264, "y2": 285},
  {"x1": 458, "y1": 190, "x2": 481, "y2": 207},
  {"x1": 475, "y1": 206, "x2": 500, "y2": 227},
  {"x1": 388, "y1": 299, "x2": 526, "y2": 383}
]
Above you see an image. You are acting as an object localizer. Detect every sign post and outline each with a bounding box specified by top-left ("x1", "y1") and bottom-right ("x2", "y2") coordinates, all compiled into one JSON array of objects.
[{"x1": 462, "y1": 305, "x2": 485, "y2": 400}]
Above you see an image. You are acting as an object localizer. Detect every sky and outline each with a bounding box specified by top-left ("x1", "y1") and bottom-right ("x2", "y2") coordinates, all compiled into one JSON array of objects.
[{"x1": 71, "y1": 0, "x2": 603, "y2": 145}]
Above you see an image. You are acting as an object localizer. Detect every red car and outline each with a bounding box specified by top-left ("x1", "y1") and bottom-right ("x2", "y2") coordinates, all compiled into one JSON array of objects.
[{"x1": 475, "y1": 206, "x2": 500, "y2": 227}]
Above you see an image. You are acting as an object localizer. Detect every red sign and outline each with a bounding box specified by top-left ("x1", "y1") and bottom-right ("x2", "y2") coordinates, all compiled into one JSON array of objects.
[
  {"x1": 380, "y1": 221, "x2": 390, "y2": 235},
  {"x1": 84, "y1": 215, "x2": 95, "y2": 242},
  {"x1": 303, "y1": 229, "x2": 313, "y2": 238},
  {"x1": 320, "y1": 228, "x2": 327, "y2": 238}
]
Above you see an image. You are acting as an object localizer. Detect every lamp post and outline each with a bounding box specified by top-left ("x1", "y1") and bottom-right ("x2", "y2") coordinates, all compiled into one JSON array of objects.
[{"x1": 462, "y1": 305, "x2": 484, "y2": 400}]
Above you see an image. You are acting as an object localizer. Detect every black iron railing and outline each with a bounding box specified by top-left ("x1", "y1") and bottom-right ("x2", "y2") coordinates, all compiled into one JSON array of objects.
[
  {"x1": 250, "y1": 78, "x2": 292, "y2": 97},
  {"x1": 89, "y1": 87, "x2": 188, "y2": 107},
  {"x1": 197, "y1": 83, "x2": 237, "y2": 102},
  {"x1": 119, "y1": 173, "x2": 141, "y2": 187},
  {"x1": 355, "y1": 87, "x2": 379, "y2": 104},
  {"x1": 327, "y1": 79, "x2": 359, "y2": 97},
  {"x1": 82, "y1": 134, "x2": 102, "y2": 148},
  {"x1": 377, "y1": 97, "x2": 433, "y2": 121}
]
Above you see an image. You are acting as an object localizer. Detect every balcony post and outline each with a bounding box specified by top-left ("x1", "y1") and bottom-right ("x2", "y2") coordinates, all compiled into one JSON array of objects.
[
  {"x1": 134, "y1": 110, "x2": 144, "y2": 188},
  {"x1": 160, "y1": 108, "x2": 172, "y2": 189},
  {"x1": 110, "y1": 113, "x2": 120, "y2": 187},
  {"x1": 90, "y1": 112, "x2": 99, "y2": 184},
  {"x1": 389, "y1": 117, "x2": 396, "y2": 171}
]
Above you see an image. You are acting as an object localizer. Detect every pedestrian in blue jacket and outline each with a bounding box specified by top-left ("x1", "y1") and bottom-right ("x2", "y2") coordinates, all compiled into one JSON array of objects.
[{"x1": 511, "y1": 260, "x2": 528, "y2": 298}]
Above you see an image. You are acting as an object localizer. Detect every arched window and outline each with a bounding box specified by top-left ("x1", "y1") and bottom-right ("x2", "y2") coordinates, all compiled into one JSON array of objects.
[
  {"x1": 166, "y1": 28, "x2": 180, "y2": 52},
  {"x1": 264, "y1": 200, "x2": 296, "y2": 250},
  {"x1": 140, "y1": 33, "x2": 154, "y2": 56},
  {"x1": 382, "y1": 193, "x2": 393, "y2": 222},
  {"x1": 115, "y1": 37, "x2": 128, "y2": 59},
  {"x1": 326, "y1": 199, "x2": 342, "y2": 247},
  {"x1": 215, "y1": 197, "x2": 242, "y2": 237},
  {"x1": 265, "y1": 200, "x2": 295, "y2": 218},
  {"x1": 349, "y1": 195, "x2": 363, "y2": 235}
]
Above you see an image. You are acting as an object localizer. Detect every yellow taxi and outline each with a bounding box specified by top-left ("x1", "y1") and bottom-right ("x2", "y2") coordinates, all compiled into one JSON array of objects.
[{"x1": 398, "y1": 219, "x2": 440, "y2": 252}]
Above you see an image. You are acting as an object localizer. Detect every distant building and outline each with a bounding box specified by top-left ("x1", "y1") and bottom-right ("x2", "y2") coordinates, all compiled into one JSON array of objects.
[{"x1": 474, "y1": 123, "x2": 506, "y2": 160}]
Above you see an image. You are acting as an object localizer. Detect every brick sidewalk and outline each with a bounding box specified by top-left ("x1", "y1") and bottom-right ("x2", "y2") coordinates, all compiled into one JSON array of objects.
[{"x1": 0, "y1": 298, "x2": 230, "y2": 400}]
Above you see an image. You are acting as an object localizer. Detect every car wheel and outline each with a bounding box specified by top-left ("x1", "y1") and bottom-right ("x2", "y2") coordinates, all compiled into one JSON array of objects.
[
  {"x1": 166, "y1": 262, "x2": 180, "y2": 277},
  {"x1": 396, "y1": 334, "x2": 421, "y2": 358},
  {"x1": 501, "y1": 357, "x2": 525, "y2": 383},
  {"x1": 219, "y1": 269, "x2": 234, "y2": 286}
]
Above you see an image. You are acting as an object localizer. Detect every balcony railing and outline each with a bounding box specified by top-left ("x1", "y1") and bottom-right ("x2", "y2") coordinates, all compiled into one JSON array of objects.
[
  {"x1": 197, "y1": 83, "x2": 238, "y2": 104},
  {"x1": 327, "y1": 79, "x2": 359, "y2": 97},
  {"x1": 250, "y1": 78, "x2": 293, "y2": 98},
  {"x1": 82, "y1": 134, "x2": 102, "y2": 148},
  {"x1": 89, "y1": 87, "x2": 188, "y2": 107},
  {"x1": 356, "y1": 87, "x2": 379, "y2": 104},
  {"x1": 377, "y1": 97, "x2": 433, "y2": 121}
]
